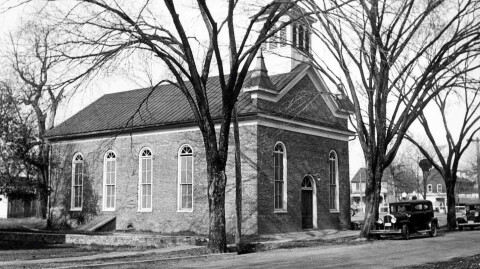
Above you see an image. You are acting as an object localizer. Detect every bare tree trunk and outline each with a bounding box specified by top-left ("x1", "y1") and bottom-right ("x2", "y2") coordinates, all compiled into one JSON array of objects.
[
  {"x1": 445, "y1": 178, "x2": 457, "y2": 231},
  {"x1": 360, "y1": 165, "x2": 383, "y2": 237},
  {"x1": 233, "y1": 106, "x2": 242, "y2": 246},
  {"x1": 208, "y1": 165, "x2": 227, "y2": 253}
]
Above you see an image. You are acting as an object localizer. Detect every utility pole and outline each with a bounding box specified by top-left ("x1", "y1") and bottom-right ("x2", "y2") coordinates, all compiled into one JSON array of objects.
[{"x1": 475, "y1": 138, "x2": 480, "y2": 200}]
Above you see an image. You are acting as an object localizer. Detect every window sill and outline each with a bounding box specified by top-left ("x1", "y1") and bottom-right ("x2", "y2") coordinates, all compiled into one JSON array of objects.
[
  {"x1": 138, "y1": 209, "x2": 152, "y2": 213},
  {"x1": 103, "y1": 208, "x2": 115, "y2": 212},
  {"x1": 274, "y1": 209, "x2": 288, "y2": 214},
  {"x1": 70, "y1": 208, "x2": 82, "y2": 212},
  {"x1": 177, "y1": 209, "x2": 193, "y2": 213},
  {"x1": 330, "y1": 210, "x2": 340, "y2": 213}
]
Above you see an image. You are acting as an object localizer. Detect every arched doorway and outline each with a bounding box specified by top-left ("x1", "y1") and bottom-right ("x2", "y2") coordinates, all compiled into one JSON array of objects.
[{"x1": 301, "y1": 175, "x2": 317, "y2": 229}]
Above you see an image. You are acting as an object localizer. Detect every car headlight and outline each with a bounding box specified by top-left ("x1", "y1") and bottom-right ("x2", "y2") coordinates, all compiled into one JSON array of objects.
[
  {"x1": 376, "y1": 218, "x2": 383, "y2": 225},
  {"x1": 475, "y1": 212, "x2": 479, "y2": 217},
  {"x1": 391, "y1": 216, "x2": 397, "y2": 224}
]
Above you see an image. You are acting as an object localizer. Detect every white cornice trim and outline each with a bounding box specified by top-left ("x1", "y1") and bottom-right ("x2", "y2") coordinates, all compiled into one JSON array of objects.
[
  {"x1": 257, "y1": 114, "x2": 354, "y2": 141},
  {"x1": 243, "y1": 86, "x2": 278, "y2": 95},
  {"x1": 49, "y1": 115, "x2": 355, "y2": 145}
]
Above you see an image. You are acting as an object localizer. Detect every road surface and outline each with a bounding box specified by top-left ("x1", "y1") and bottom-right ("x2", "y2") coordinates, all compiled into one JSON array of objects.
[{"x1": 169, "y1": 230, "x2": 480, "y2": 268}]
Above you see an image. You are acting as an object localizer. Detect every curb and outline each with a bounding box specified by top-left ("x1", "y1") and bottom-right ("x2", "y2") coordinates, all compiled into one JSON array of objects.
[{"x1": 49, "y1": 253, "x2": 237, "y2": 269}]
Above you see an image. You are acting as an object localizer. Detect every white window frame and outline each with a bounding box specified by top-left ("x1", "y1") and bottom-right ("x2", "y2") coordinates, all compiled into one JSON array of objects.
[
  {"x1": 138, "y1": 148, "x2": 153, "y2": 212},
  {"x1": 178, "y1": 145, "x2": 194, "y2": 212},
  {"x1": 274, "y1": 142, "x2": 288, "y2": 212},
  {"x1": 437, "y1": 184, "x2": 442, "y2": 193},
  {"x1": 427, "y1": 184, "x2": 433, "y2": 193},
  {"x1": 329, "y1": 150, "x2": 340, "y2": 212},
  {"x1": 71, "y1": 153, "x2": 84, "y2": 211},
  {"x1": 103, "y1": 150, "x2": 117, "y2": 211},
  {"x1": 292, "y1": 24, "x2": 310, "y2": 53}
]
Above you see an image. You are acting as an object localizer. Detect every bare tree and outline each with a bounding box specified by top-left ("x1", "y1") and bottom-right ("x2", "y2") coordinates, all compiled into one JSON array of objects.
[
  {"x1": 406, "y1": 77, "x2": 480, "y2": 231},
  {"x1": 6, "y1": 20, "x2": 98, "y2": 222},
  {"x1": 41, "y1": 0, "x2": 314, "y2": 252},
  {"x1": 387, "y1": 150, "x2": 422, "y2": 200},
  {"x1": 0, "y1": 81, "x2": 39, "y2": 211},
  {"x1": 305, "y1": 0, "x2": 480, "y2": 237}
]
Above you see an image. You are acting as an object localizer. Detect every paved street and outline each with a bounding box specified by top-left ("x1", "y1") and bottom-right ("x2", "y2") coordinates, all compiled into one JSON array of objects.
[{"x1": 167, "y1": 230, "x2": 480, "y2": 269}]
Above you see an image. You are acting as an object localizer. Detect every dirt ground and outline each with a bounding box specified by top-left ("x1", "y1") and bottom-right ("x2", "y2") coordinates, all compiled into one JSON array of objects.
[{"x1": 402, "y1": 254, "x2": 480, "y2": 269}]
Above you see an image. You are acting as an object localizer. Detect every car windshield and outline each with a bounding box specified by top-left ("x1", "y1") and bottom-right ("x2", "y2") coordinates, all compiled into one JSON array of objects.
[{"x1": 390, "y1": 204, "x2": 411, "y2": 213}]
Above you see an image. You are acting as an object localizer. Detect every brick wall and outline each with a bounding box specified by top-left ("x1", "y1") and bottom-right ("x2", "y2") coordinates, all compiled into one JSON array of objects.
[
  {"x1": 50, "y1": 124, "x2": 259, "y2": 235},
  {"x1": 256, "y1": 125, "x2": 350, "y2": 234}
]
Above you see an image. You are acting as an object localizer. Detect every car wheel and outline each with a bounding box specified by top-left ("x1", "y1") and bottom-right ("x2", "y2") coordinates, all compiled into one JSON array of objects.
[
  {"x1": 471, "y1": 226, "x2": 475, "y2": 231},
  {"x1": 429, "y1": 223, "x2": 437, "y2": 237},
  {"x1": 402, "y1": 224, "x2": 409, "y2": 240},
  {"x1": 459, "y1": 226, "x2": 464, "y2": 231}
]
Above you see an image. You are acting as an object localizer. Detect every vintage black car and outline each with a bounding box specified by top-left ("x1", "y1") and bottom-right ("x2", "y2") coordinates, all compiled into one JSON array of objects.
[
  {"x1": 457, "y1": 203, "x2": 480, "y2": 231},
  {"x1": 370, "y1": 200, "x2": 438, "y2": 240}
]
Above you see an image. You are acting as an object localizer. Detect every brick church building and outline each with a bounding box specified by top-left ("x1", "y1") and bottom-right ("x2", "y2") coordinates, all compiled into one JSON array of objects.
[{"x1": 45, "y1": 18, "x2": 354, "y2": 235}]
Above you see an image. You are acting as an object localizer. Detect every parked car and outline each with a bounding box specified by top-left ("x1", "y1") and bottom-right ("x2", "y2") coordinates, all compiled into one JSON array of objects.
[
  {"x1": 456, "y1": 203, "x2": 480, "y2": 231},
  {"x1": 370, "y1": 200, "x2": 438, "y2": 240},
  {"x1": 351, "y1": 206, "x2": 358, "y2": 216}
]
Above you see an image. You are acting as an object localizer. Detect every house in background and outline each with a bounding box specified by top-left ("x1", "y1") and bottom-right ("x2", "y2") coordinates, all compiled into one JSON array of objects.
[
  {"x1": 351, "y1": 167, "x2": 479, "y2": 214},
  {"x1": 0, "y1": 172, "x2": 39, "y2": 219},
  {"x1": 0, "y1": 195, "x2": 7, "y2": 219},
  {"x1": 425, "y1": 169, "x2": 478, "y2": 212},
  {"x1": 45, "y1": 15, "x2": 355, "y2": 235},
  {"x1": 350, "y1": 168, "x2": 392, "y2": 213}
]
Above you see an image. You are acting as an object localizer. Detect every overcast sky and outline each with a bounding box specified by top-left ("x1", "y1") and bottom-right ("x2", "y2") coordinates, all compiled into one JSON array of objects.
[{"x1": 0, "y1": 1, "x2": 476, "y2": 179}]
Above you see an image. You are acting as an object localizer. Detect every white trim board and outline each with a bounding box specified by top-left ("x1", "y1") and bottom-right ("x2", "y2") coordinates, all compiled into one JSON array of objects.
[{"x1": 50, "y1": 116, "x2": 354, "y2": 145}]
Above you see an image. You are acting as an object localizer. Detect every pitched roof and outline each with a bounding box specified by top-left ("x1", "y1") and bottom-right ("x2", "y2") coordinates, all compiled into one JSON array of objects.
[
  {"x1": 46, "y1": 66, "x2": 306, "y2": 140},
  {"x1": 351, "y1": 168, "x2": 366, "y2": 183},
  {"x1": 350, "y1": 167, "x2": 392, "y2": 182}
]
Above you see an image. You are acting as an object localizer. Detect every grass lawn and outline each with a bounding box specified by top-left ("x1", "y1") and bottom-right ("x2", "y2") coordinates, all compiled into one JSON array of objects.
[{"x1": 0, "y1": 217, "x2": 46, "y2": 231}]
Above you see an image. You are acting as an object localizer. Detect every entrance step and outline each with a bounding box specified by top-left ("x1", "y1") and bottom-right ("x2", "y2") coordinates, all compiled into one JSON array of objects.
[{"x1": 76, "y1": 216, "x2": 116, "y2": 232}]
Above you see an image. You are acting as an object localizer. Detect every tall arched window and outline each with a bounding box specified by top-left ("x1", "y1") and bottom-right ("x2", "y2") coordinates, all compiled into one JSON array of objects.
[
  {"x1": 178, "y1": 145, "x2": 193, "y2": 211},
  {"x1": 329, "y1": 151, "x2": 339, "y2": 211},
  {"x1": 139, "y1": 148, "x2": 152, "y2": 211},
  {"x1": 71, "y1": 153, "x2": 84, "y2": 211},
  {"x1": 103, "y1": 151, "x2": 116, "y2": 211},
  {"x1": 274, "y1": 142, "x2": 287, "y2": 211}
]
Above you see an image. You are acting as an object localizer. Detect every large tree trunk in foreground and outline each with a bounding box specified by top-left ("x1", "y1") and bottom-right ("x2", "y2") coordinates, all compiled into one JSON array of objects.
[
  {"x1": 208, "y1": 168, "x2": 227, "y2": 253},
  {"x1": 360, "y1": 166, "x2": 383, "y2": 237},
  {"x1": 446, "y1": 178, "x2": 457, "y2": 231}
]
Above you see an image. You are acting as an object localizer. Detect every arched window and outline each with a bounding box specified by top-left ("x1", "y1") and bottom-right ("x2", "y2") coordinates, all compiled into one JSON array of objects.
[
  {"x1": 274, "y1": 142, "x2": 287, "y2": 211},
  {"x1": 178, "y1": 145, "x2": 193, "y2": 211},
  {"x1": 437, "y1": 184, "x2": 442, "y2": 193},
  {"x1": 103, "y1": 151, "x2": 116, "y2": 211},
  {"x1": 427, "y1": 184, "x2": 433, "y2": 193},
  {"x1": 139, "y1": 148, "x2": 152, "y2": 211},
  {"x1": 71, "y1": 153, "x2": 84, "y2": 211},
  {"x1": 329, "y1": 151, "x2": 339, "y2": 211}
]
